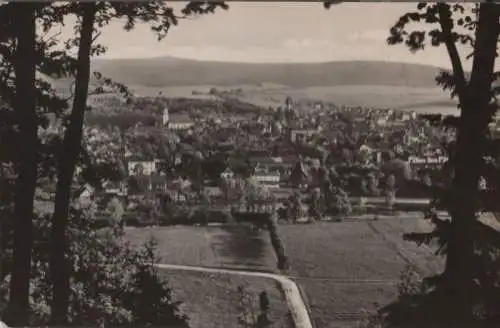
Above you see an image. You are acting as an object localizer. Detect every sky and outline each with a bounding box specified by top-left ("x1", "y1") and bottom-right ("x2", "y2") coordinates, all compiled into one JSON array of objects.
[{"x1": 56, "y1": 2, "x2": 474, "y2": 69}]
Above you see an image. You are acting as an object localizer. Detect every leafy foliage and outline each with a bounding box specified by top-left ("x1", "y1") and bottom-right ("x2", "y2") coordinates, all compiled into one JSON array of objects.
[
  {"x1": 1, "y1": 1, "x2": 229, "y2": 324},
  {"x1": 328, "y1": 187, "x2": 352, "y2": 217},
  {"x1": 236, "y1": 284, "x2": 273, "y2": 328},
  {"x1": 1, "y1": 203, "x2": 189, "y2": 327}
]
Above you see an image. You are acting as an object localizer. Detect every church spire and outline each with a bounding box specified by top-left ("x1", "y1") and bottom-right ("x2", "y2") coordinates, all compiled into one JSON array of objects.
[
  {"x1": 162, "y1": 106, "x2": 169, "y2": 126},
  {"x1": 285, "y1": 96, "x2": 293, "y2": 111}
]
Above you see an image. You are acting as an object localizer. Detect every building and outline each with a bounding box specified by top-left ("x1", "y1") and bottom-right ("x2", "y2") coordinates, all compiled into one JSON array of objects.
[
  {"x1": 285, "y1": 96, "x2": 293, "y2": 111},
  {"x1": 252, "y1": 171, "x2": 281, "y2": 188},
  {"x1": 162, "y1": 106, "x2": 169, "y2": 126},
  {"x1": 151, "y1": 175, "x2": 168, "y2": 192},
  {"x1": 204, "y1": 186, "x2": 224, "y2": 202},
  {"x1": 127, "y1": 159, "x2": 158, "y2": 176},
  {"x1": 376, "y1": 117, "x2": 388, "y2": 126},
  {"x1": 289, "y1": 128, "x2": 318, "y2": 143},
  {"x1": 220, "y1": 167, "x2": 235, "y2": 180},
  {"x1": 401, "y1": 113, "x2": 412, "y2": 121},
  {"x1": 288, "y1": 160, "x2": 309, "y2": 188},
  {"x1": 86, "y1": 93, "x2": 124, "y2": 107},
  {"x1": 168, "y1": 114, "x2": 195, "y2": 131}
]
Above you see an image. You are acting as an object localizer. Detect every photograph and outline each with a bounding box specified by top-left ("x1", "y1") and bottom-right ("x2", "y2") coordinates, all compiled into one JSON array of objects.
[{"x1": 1, "y1": 1, "x2": 500, "y2": 328}]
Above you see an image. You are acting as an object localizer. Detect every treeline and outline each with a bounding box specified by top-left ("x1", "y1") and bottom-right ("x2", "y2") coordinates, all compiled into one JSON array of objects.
[
  {"x1": 85, "y1": 112, "x2": 159, "y2": 129},
  {"x1": 86, "y1": 96, "x2": 265, "y2": 127}
]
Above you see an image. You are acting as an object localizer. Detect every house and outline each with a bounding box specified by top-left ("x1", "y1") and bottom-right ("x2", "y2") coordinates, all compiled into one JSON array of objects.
[
  {"x1": 271, "y1": 121, "x2": 283, "y2": 135},
  {"x1": 166, "y1": 189, "x2": 187, "y2": 203},
  {"x1": 151, "y1": 175, "x2": 168, "y2": 192},
  {"x1": 289, "y1": 128, "x2": 318, "y2": 143},
  {"x1": 168, "y1": 114, "x2": 195, "y2": 131},
  {"x1": 127, "y1": 175, "x2": 152, "y2": 194},
  {"x1": 376, "y1": 118, "x2": 388, "y2": 126},
  {"x1": 170, "y1": 176, "x2": 192, "y2": 190},
  {"x1": 103, "y1": 181, "x2": 126, "y2": 195},
  {"x1": 288, "y1": 160, "x2": 309, "y2": 188},
  {"x1": 252, "y1": 168, "x2": 281, "y2": 189},
  {"x1": 204, "y1": 186, "x2": 224, "y2": 202},
  {"x1": 401, "y1": 113, "x2": 412, "y2": 121},
  {"x1": 127, "y1": 160, "x2": 157, "y2": 176},
  {"x1": 220, "y1": 167, "x2": 235, "y2": 180},
  {"x1": 78, "y1": 184, "x2": 96, "y2": 201}
]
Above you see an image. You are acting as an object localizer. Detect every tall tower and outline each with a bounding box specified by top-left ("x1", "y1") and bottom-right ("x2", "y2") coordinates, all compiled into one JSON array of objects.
[
  {"x1": 284, "y1": 96, "x2": 294, "y2": 125},
  {"x1": 162, "y1": 106, "x2": 169, "y2": 126},
  {"x1": 285, "y1": 96, "x2": 293, "y2": 111}
]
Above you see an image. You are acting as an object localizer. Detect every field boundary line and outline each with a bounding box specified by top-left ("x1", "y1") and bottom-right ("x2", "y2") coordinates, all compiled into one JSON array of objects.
[
  {"x1": 367, "y1": 221, "x2": 427, "y2": 278},
  {"x1": 288, "y1": 276, "x2": 399, "y2": 285},
  {"x1": 154, "y1": 263, "x2": 313, "y2": 328}
]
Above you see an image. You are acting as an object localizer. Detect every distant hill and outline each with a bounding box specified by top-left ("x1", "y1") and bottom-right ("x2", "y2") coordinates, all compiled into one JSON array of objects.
[{"x1": 90, "y1": 56, "x2": 445, "y2": 89}]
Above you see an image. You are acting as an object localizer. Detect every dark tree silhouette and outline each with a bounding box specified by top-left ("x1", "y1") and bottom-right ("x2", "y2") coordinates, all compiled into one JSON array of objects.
[
  {"x1": 3, "y1": 4, "x2": 39, "y2": 325},
  {"x1": 382, "y1": 3, "x2": 500, "y2": 325}
]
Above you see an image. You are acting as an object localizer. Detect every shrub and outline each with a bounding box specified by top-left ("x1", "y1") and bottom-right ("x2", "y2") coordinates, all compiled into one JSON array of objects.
[
  {"x1": 236, "y1": 284, "x2": 272, "y2": 328},
  {"x1": 357, "y1": 196, "x2": 368, "y2": 214},
  {"x1": 0, "y1": 204, "x2": 189, "y2": 327},
  {"x1": 328, "y1": 187, "x2": 352, "y2": 217},
  {"x1": 266, "y1": 220, "x2": 289, "y2": 271},
  {"x1": 385, "y1": 190, "x2": 396, "y2": 211},
  {"x1": 371, "y1": 265, "x2": 447, "y2": 328}
]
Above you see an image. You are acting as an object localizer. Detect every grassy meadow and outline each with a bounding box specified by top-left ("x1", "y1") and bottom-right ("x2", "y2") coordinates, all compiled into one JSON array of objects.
[
  {"x1": 125, "y1": 225, "x2": 287, "y2": 328},
  {"x1": 124, "y1": 225, "x2": 278, "y2": 271},
  {"x1": 125, "y1": 216, "x2": 444, "y2": 328},
  {"x1": 278, "y1": 217, "x2": 444, "y2": 327},
  {"x1": 158, "y1": 268, "x2": 291, "y2": 328}
]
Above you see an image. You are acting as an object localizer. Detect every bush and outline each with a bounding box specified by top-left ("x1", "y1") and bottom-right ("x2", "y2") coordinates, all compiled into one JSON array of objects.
[
  {"x1": 328, "y1": 187, "x2": 352, "y2": 217},
  {"x1": 385, "y1": 190, "x2": 396, "y2": 211},
  {"x1": 266, "y1": 220, "x2": 289, "y2": 271},
  {"x1": 236, "y1": 284, "x2": 272, "y2": 328},
  {"x1": 0, "y1": 204, "x2": 189, "y2": 327}
]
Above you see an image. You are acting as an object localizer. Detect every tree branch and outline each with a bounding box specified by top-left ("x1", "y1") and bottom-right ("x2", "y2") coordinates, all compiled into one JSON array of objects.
[
  {"x1": 91, "y1": 31, "x2": 101, "y2": 44},
  {"x1": 437, "y1": 3, "x2": 468, "y2": 105},
  {"x1": 64, "y1": 79, "x2": 76, "y2": 102}
]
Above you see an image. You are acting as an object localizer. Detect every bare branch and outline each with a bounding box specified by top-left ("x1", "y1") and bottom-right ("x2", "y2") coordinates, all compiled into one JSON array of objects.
[
  {"x1": 42, "y1": 29, "x2": 62, "y2": 44},
  {"x1": 91, "y1": 31, "x2": 101, "y2": 44}
]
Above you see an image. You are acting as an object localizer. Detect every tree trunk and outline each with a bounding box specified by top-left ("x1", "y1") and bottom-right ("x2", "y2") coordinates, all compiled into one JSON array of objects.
[
  {"x1": 5, "y1": 4, "x2": 38, "y2": 326},
  {"x1": 49, "y1": 3, "x2": 96, "y2": 325},
  {"x1": 445, "y1": 3, "x2": 500, "y2": 321}
]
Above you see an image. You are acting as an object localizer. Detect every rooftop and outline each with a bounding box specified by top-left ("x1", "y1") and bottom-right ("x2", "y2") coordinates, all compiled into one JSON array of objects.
[{"x1": 170, "y1": 114, "x2": 194, "y2": 124}]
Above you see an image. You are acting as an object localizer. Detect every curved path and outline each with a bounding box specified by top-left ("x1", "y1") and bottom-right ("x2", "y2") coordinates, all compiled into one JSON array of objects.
[{"x1": 154, "y1": 263, "x2": 313, "y2": 328}]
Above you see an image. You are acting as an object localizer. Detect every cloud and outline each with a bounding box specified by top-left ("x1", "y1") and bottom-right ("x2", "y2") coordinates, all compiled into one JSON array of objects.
[
  {"x1": 347, "y1": 29, "x2": 391, "y2": 43},
  {"x1": 89, "y1": 3, "x2": 476, "y2": 70}
]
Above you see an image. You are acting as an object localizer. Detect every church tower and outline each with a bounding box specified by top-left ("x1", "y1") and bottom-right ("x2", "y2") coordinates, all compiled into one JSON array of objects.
[
  {"x1": 284, "y1": 96, "x2": 295, "y2": 125},
  {"x1": 285, "y1": 96, "x2": 293, "y2": 111},
  {"x1": 162, "y1": 106, "x2": 169, "y2": 127}
]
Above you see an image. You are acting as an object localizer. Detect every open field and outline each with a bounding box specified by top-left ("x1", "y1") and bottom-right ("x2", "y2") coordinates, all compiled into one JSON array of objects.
[
  {"x1": 130, "y1": 83, "x2": 458, "y2": 115},
  {"x1": 124, "y1": 225, "x2": 278, "y2": 272},
  {"x1": 125, "y1": 216, "x2": 445, "y2": 327},
  {"x1": 279, "y1": 217, "x2": 444, "y2": 327},
  {"x1": 233, "y1": 85, "x2": 457, "y2": 113},
  {"x1": 158, "y1": 268, "x2": 291, "y2": 328},
  {"x1": 126, "y1": 226, "x2": 289, "y2": 328},
  {"x1": 85, "y1": 57, "x2": 461, "y2": 114}
]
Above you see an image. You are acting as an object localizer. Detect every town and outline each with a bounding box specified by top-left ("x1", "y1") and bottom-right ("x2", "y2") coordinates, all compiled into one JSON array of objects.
[{"x1": 70, "y1": 93, "x2": 457, "y2": 228}]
